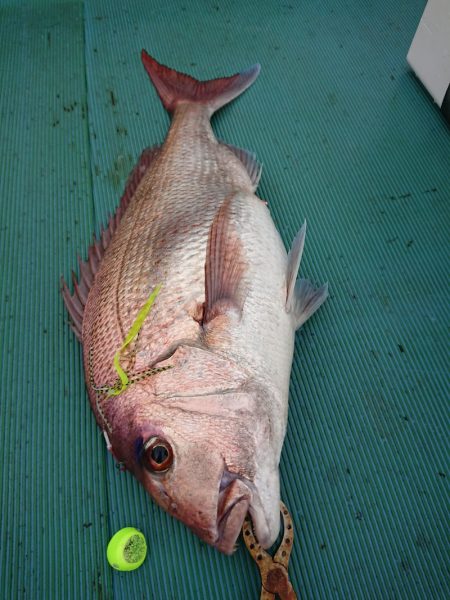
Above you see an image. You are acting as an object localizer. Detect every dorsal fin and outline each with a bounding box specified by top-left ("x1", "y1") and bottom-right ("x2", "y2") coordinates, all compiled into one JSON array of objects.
[{"x1": 61, "y1": 145, "x2": 160, "y2": 340}]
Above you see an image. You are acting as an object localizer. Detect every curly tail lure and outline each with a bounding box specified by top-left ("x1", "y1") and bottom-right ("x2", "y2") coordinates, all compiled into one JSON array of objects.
[
  {"x1": 107, "y1": 282, "x2": 165, "y2": 396},
  {"x1": 90, "y1": 284, "x2": 172, "y2": 432}
]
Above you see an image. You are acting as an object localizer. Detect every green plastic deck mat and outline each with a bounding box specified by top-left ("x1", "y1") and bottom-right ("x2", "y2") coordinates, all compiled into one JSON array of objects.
[{"x1": 0, "y1": 1, "x2": 448, "y2": 598}]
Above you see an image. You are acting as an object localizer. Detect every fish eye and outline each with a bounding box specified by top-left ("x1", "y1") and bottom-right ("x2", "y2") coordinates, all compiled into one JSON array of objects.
[{"x1": 143, "y1": 437, "x2": 173, "y2": 473}]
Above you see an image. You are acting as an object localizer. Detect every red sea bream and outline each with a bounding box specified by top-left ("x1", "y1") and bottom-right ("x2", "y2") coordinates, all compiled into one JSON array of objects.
[{"x1": 62, "y1": 51, "x2": 328, "y2": 554}]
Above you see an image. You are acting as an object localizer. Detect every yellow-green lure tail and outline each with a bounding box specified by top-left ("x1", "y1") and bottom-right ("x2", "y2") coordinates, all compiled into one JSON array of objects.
[{"x1": 107, "y1": 283, "x2": 163, "y2": 397}]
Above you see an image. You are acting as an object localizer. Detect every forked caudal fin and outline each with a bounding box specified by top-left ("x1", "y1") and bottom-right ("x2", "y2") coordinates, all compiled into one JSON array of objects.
[{"x1": 141, "y1": 50, "x2": 261, "y2": 115}]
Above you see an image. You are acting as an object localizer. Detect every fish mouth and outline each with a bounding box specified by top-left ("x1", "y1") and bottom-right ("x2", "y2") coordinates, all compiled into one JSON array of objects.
[{"x1": 214, "y1": 474, "x2": 252, "y2": 554}]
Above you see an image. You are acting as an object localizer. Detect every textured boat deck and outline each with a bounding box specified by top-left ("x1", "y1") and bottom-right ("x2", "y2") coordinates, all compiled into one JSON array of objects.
[{"x1": 1, "y1": 1, "x2": 449, "y2": 598}]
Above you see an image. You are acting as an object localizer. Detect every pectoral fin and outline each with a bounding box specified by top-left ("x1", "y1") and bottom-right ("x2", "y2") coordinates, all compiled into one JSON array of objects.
[
  {"x1": 204, "y1": 196, "x2": 247, "y2": 324},
  {"x1": 286, "y1": 222, "x2": 328, "y2": 329}
]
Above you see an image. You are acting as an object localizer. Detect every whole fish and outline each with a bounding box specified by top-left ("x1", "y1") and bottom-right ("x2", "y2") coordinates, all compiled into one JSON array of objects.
[{"x1": 62, "y1": 51, "x2": 328, "y2": 554}]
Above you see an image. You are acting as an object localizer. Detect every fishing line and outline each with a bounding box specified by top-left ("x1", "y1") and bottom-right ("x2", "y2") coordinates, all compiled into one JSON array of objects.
[{"x1": 88, "y1": 284, "x2": 173, "y2": 432}]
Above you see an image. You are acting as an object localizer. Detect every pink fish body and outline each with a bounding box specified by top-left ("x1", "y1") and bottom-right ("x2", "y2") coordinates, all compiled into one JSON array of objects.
[{"x1": 62, "y1": 51, "x2": 327, "y2": 554}]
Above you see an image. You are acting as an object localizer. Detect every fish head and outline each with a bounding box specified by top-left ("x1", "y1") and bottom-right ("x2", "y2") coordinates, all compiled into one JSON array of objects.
[{"x1": 105, "y1": 345, "x2": 283, "y2": 553}]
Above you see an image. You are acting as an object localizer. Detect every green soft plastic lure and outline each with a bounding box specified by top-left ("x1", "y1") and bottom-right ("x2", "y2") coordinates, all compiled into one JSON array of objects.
[
  {"x1": 89, "y1": 283, "x2": 172, "y2": 433},
  {"x1": 107, "y1": 283, "x2": 162, "y2": 397},
  {"x1": 90, "y1": 283, "x2": 171, "y2": 401}
]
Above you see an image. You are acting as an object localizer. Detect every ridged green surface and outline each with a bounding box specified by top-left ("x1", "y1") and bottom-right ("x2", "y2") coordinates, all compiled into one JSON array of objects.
[{"x1": 1, "y1": 1, "x2": 448, "y2": 599}]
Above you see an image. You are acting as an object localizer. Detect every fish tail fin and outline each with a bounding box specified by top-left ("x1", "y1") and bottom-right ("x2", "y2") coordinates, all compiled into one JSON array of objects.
[{"x1": 141, "y1": 50, "x2": 260, "y2": 115}]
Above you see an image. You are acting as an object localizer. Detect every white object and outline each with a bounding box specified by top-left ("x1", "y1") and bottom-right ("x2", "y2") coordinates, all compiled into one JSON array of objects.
[{"x1": 407, "y1": 0, "x2": 450, "y2": 115}]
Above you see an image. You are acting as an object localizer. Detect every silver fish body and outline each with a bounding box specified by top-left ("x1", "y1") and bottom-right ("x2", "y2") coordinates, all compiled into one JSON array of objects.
[{"x1": 62, "y1": 51, "x2": 328, "y2": 553}]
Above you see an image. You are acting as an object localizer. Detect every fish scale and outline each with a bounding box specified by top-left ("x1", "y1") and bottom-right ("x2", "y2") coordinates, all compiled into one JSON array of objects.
[
  {"x1": 113, "y1": 114, "x2": 252, "y2": 371},
  {"x1": 62, "y1": 50, "x2": 327, "y2": 554}
]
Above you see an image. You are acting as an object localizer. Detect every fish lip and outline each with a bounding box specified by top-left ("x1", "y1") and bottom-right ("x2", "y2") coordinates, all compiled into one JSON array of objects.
[
  {"x1": 214, "y1": 474, "x2": 252, "y2": 554},
  {"x1": 215, "y1": 497, "x2": 250, "y2": 554},
  {"x1": 218, "y1": 474, "x2": 275, "y2": 550}
]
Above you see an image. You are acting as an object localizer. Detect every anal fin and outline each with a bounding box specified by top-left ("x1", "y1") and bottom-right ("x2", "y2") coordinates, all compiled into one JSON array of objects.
[
  {"x1": 286, "y1": 222, "x2": 328, "y2": 329},
  {"x1": 221, "y1": 142, "x2": 262, "y2": 191}
]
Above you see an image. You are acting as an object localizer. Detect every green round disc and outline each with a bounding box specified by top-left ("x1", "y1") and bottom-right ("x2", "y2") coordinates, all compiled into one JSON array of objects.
[{"x1": 107, "y1": 527, "x2": 147, "y2": 571}]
